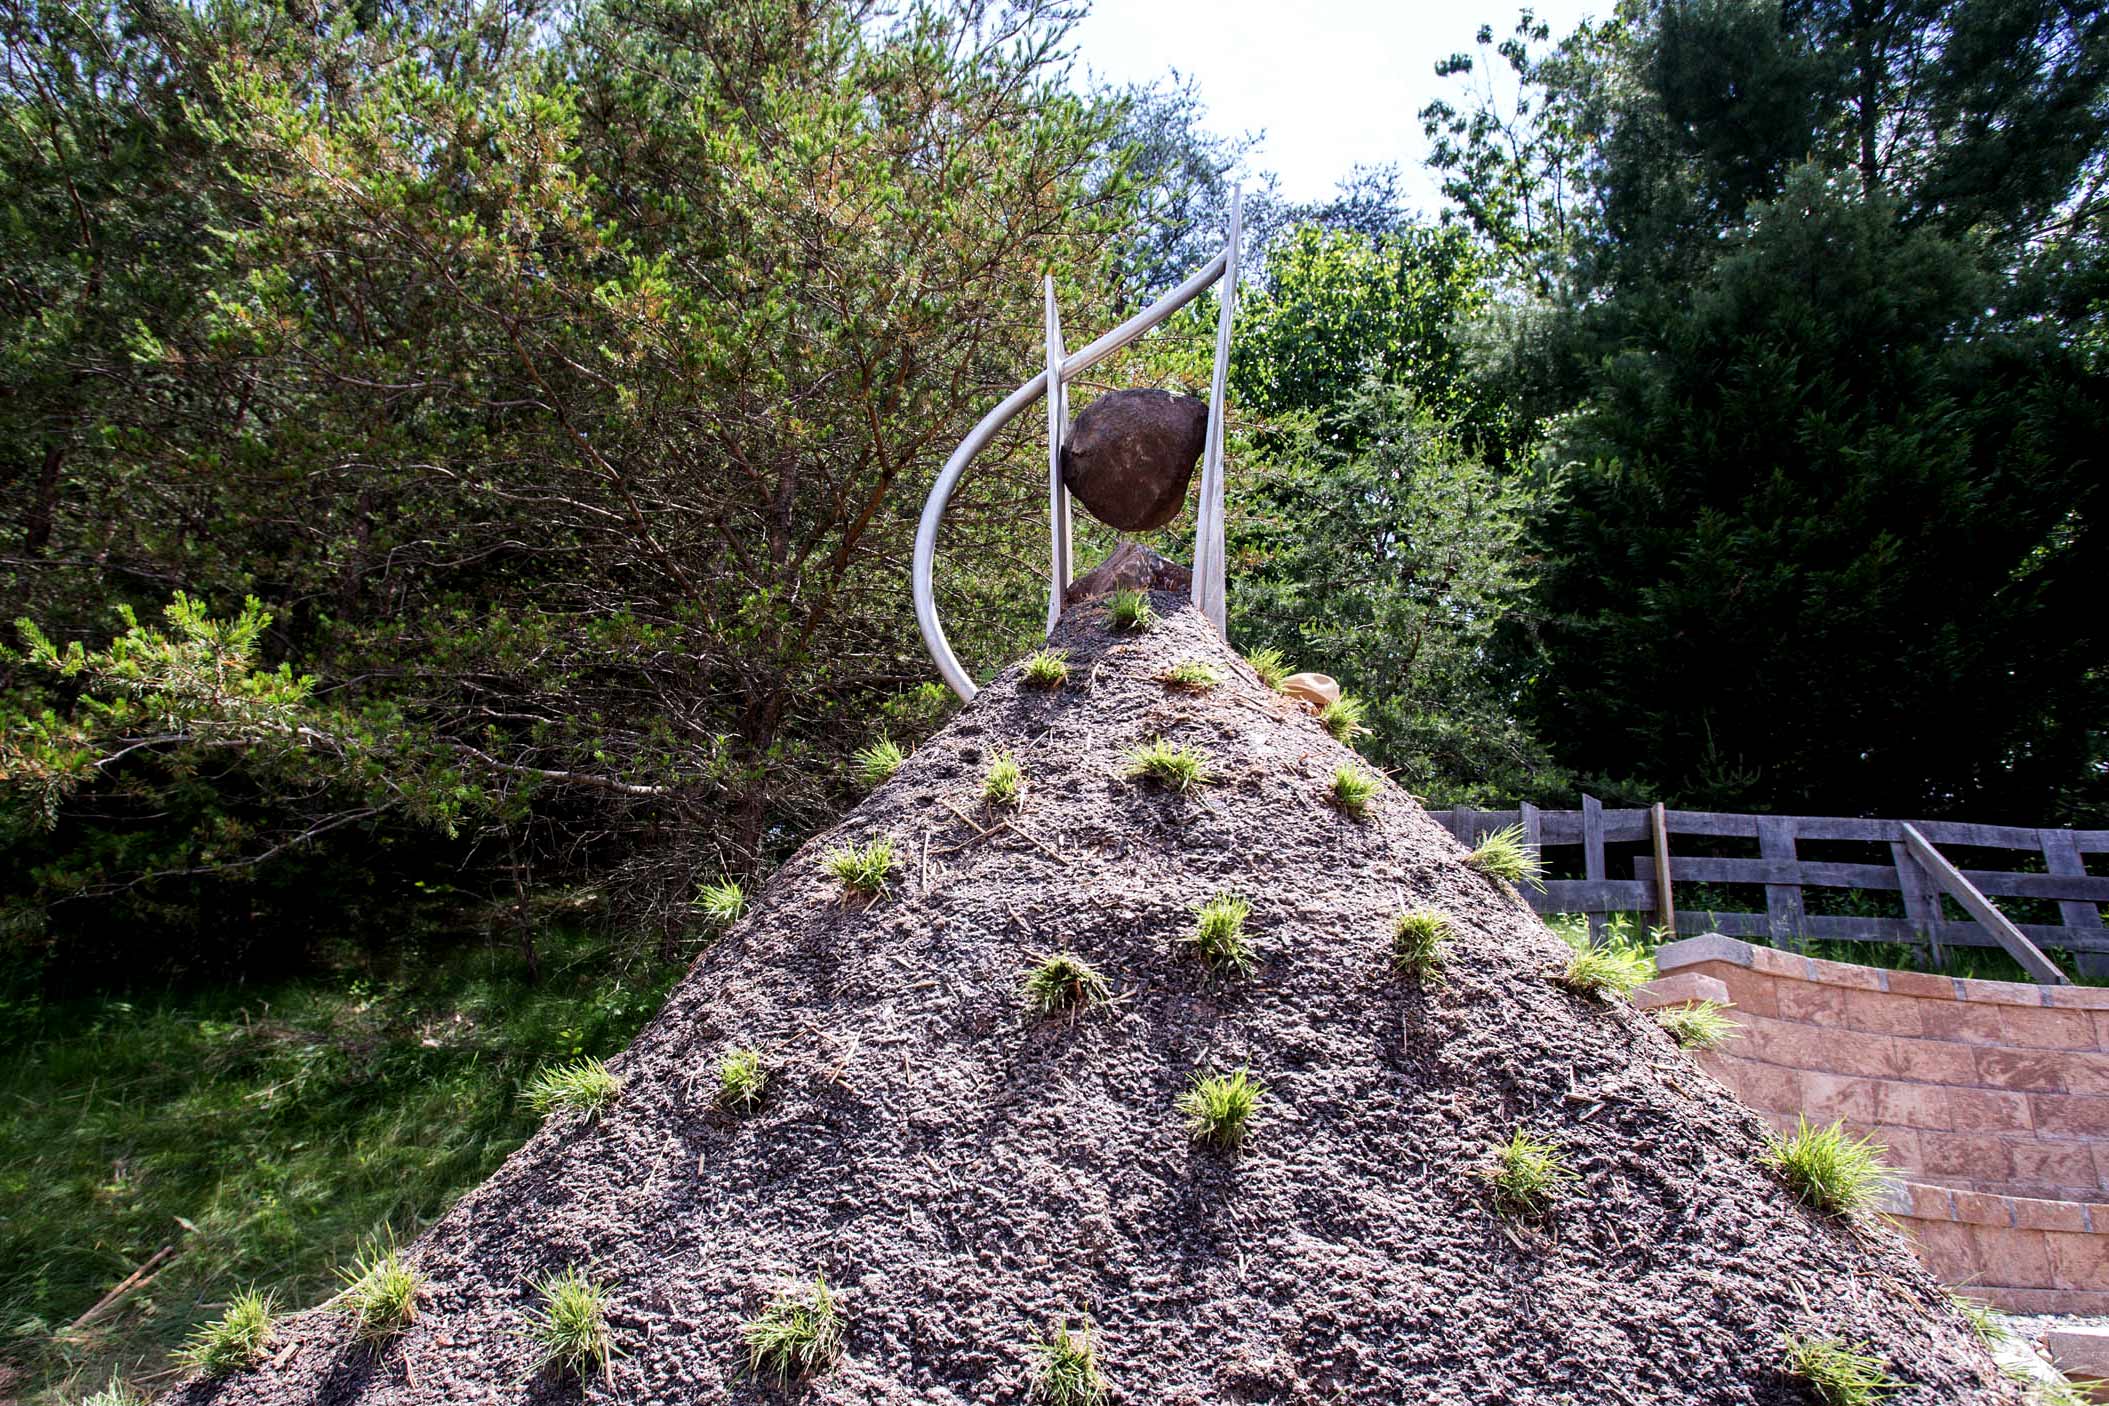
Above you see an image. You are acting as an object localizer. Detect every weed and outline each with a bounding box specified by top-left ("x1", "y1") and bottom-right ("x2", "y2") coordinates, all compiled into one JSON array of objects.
[
  {"x1": 1029, "y1": 1318, "x2": 1108, "y2": 1405},
  {"x1": 1553, "y1": 926, "x2": 1657, "y2": 1000},
  {"x1": 823, "y1": 837, "x2": 896, "y2": 895},
  {"x1": 1780, "y1": 1333, "x2": 1899, "y2": 1405},
  {"x1": 1318, "y1": 694, "x2": 1367, "y2": 742},
  {"x1": 1467, "y1": 824, "x2": 1545, "y2": 890},
  {"x1": 1179, "y1": 1068, "x2": 1264, "y2": 1150},
  {"x1": 697, "y1": 878, "x2": 746, "y2": 930},
  {"x1": 743, "y1": 1275, "x2": 845, "y2": 1384},
  {"x1": 1106, "y1": 589, "x2": 1155, "y2": 632},
  {"x1": 1765, "y1": 1117, "x2": 1895, "y2": 1216},
  {"x1": 1245, "y1": 646, "x2": 1291, "y2": 690},
  {"x1": 526, "y1": 1267, "x2": 614, "y2": 1380},
  {"x1": 854, "y1": 738, "x2": 906, "y2": 788},
  {"x1": 178, "y1": 1290, "x2": 273, "y2": 1377},
  {"x1": 717, "y1": 1047, "x2": 768, "y2": 1114},
  {"x1": 1331, "y1": 766, "x2": 1378, "y2": 817},
  {"x1": 1185, "y1": 893, "x2": 1256, "y2": 975},
  {"x1": 1487, "y1": 1129, "x2": 1576, "y2": 1216},
  {"x1": 1656, "y1": 1000, "x2": 1741, "y2": 1049},
  {"x1": 984, "y1": 752, "x2": 1025, "y2": 808},
  {"x1": 1160, "y1": 659, "x2": 1219, "y2": 691},
  {"x1": 338, "y1": 1246, "x2": 421, "y2": 1346},
  {"x1": 521, "y1": 1057, "x2": 622, "y2": 1118},
  {"x1": 79, "y1": 1386, "x2": 144, "y2": 1406},
  {"x1": 1023, "y1": 649, "x2": 1071, "y2": 688},
  {"x1": 1392, "y1": 910, "x2": 1452, "y2": 981},
  {"x1": 1022, "y1": 952, "x2": 1110, "y2": 1016},
  {"x1": 1122, "y1": 738, "x2": 1212, "y2": 792}
]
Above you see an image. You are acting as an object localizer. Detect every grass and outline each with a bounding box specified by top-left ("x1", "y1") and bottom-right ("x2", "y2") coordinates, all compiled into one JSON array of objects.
[
  {"x1": 177, "y1": 1289, "x2": 272, "y2": 1377},
  {"x1": 854, "y1": 737, "x2": 906, "y2": 788},
  {"x1": 77, "y1": 1386, "x2": 142, "y2": 1406},
  {"x1": 1466, "y1": 823, "x2": 1545, "y2": 890},
  {"x1": 1330, "y1": 765, "x2": 1378, "y2": 817},
  {"x1": 1392, "y1": 910, "x2": 1452, "y2": 981},
  {"x1": 1487, "y1": 1129, "x2": 1577, "y2": 1216},
  {"x1": 1656, "y1": 999, "x2": 1742, "y2": 1049},
  {"x1": 1159, "y1": 659, "x2": 1219, "y2": 691},
  {"x1": 0, "y1": 929, "x2": 676, "y2": 1404},
  {"x1": 1245, "y1": 646, "x2": 1291, "y2": 690},
  {"x1": 742, "y1": 1275, "x2": 845, "y2": 1384},
  {"x1": 823, "y1": 837, "x2": 897, "y2": 895},
  {"x1": 1022, "y1": 649, "x2": 1070, "y2": 688},
  {"x1": 1022, "y1": 952, "x2": 1110, "y2": 1016},
  {"x1": 717, "y1": 1047, "x2": 768, "y2": 1114},
  {"x1": 1178, "y1": 1068, "x2": 1264, "y2": 1150},
  {"x1": 1949, "y1": 1290, "x2": 2006, "y2": 1350},
  {"x1": 526, "y1": 1266, "x2": 614, "y2": 1380},
  {"x1": 521, "y1": 1056, "x2": 622, "y2": 1117},
  {"x1": 984, "y1": 752, "x2": 1025, "y2": 807},
  {"x1": 1105, "y1": 588, "x2": 1155, "y2": 632},
  {"x1": 1766, "y1": 1116, "x2": 1895, "y2": 1216},
  {"x1": 1121, "y1": 738, "x2": 1213, "y2": 792},
  {"x1": 1552, "y1": 926, "x2": 1658, "y2": 1000},
  {"x1": 1317, "y1": 694, "x2": 1367, "y2": 742},
  {"x1": 1780, "y1": 1333, "x2": 1900, "y2": 1405},
  {"x1": 1028, "y1": 1318, "x2": 1108, "y2": 1405},
  {"x1": 696, "y1": 878, "x2": 747, "y2": 930},
  {"x1": 1184, "y1": 893, "x2": 1256, "y2": 975},
  {"x1": 337, "y1": 1246, "x2": 421, "y2": 1345}
]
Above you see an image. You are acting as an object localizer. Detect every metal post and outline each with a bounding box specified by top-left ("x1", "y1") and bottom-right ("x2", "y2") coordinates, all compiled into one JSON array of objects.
[
  {"x1": 1044, "y1": 276, "x2": 1071, "y2": 632},
  {"x1": 1193, "y1": 185, "x2": 1241, "y2": 634}
]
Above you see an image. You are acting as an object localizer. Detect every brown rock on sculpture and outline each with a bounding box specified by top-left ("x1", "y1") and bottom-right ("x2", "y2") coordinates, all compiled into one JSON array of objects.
[
  {"x1": 1059, "y1": 388, "x2": 1207, "y2": 531},
  {"x1": 1280, "y1": 671, "x2": 1340, "y2": 712},
  {"x1": 1064, "y1": 541, "x2": 1193, "y2": 605}
]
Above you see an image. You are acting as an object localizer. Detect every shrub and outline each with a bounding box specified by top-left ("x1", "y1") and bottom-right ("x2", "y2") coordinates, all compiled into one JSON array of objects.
[
  {"x1": 1122, "y1": 738, "x2": 1212, "y2": 792},
  {"x1": 1022, "y1": 952, "x2": 1110, "y2": 1016},
  {"x1": 1553, "y1": 929, "x2": 1657, "y2": 1000},
  {"x1": 1780, "y1": 1333, "x2": 1899, "y2": 1405},
  {"x1": 1028, "y1": 1318, "x2": 1108, "y2": 1405},
  {"x1": 1318, "y1": 694, "x2": 1367, "y2": 742},
  {"x1": 1245, "y1": 646, "x2": 1291, "y2": 690},
  {"x1": 1160, "y1": 659, "x2": 1219, "y2": 691},
  {"x1": 1022, "y1": 649, "x2": 1071, "y2": 688},
  {"x1": 1392, "y1": 910, "x2": 1452, "y2": 980},
  {"x1": 717, "y1": 1047, "x2": 768, "y2": 1114},
  {"x1": 1466, "y1": 823, "x2": 1544, "y2": 889},
  {"x1": 1487, "y1": 1129, "x2": 1576, "y2": 1216},
  {"x1": 178, "y1": 1290, "x2": 273, "y2": 1377},
  {"x1": 1185, "y1": 893, "x2": 1255, "y2": 975},
  {"x1": 1656, "y1": 1000, "x2": 1741, "y2": 1050},
  {"x1": 1766, "y1": 1117, "x2": 1895, "y2": 1216},
  {"x1": 1330, "y1": 766, "x2": 1377, "y2": 817},
  {"x1": 338, "y1": 1247, "x2": 421, "y2": 1346},
  {"x1": 984, "y1": 753, "x2": 1025, "y2": 808},
  {"x1": 1179, "y1": 1068, "x2": 1264, "y2": 1150},
  {"x1": 696, "y1": 878, "x2": 747, "y2": 930},
  {"x1": 823, "y1": 837, "x2": 896, "y2": 895},
  {"x1": 1106, "y1": 589, "x2": 1155, "y2": 632},
  {"x1": 521, "y1": 1057, "x2": 622, "y2": 1118},
  {"x1": 743, "y1": 1275, "x2": 845, "y2": 1384},
  {"x1": 854, "y1": 738, "x2": 906, "y2": 788},
  {"x1": 526, "y1": 1267, "x2": 614, "y2": 1380}
]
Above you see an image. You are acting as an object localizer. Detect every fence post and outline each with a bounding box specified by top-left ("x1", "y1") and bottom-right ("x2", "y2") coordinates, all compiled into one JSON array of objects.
[
  {"x1": 1892, "y1": 833, "x2": 1946, "y2": 970},
  {"x1": 2041, "y1": 828, "x2": 2106, "y2": 979},
  {"x1": 1650, "y1": 801, "x2": 1676, "y2": 939},
  {"x1": 1581, "y1": 794, "x2": 1606, "y2": 941},
  {"x1": 1756, "y1": 815, "x2": 1806, "y2": 952},
  {"x1": 1903, "y1": 823, "x2": 2066, "y2": 984}
]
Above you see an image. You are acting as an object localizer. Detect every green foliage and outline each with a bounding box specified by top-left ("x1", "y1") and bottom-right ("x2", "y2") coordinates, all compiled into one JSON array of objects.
[
  {"x1": 1028, "y1": 1318, "x2": 1108, "y2": 1406},
  {"x1": 1551, "y1": 922, "x2": 1657, "y2": 1000},
  {"x1": 526, "y1": 1267, "x2": 615, "y2": 1380},
  {"x1": 521, "y1": 1058, "x2": 622, "y2": 1118},
  {"x1": 855, "y1": 739, "x2": 908, "y2": 789},
  {"x1": 1185, "y1": 894, "x2": 1256, "y2": 975},
  {"x1": 1022, "y1": 650, "x2": 1071, "y2": 689},
  {"x1": 1318, "y1": 694, "x2": 1368, "y2": 743},
  {"x1": 823, "y1": 838, "x2": 897, "y2": 896},
  {"x1": 743, "y1": 1275, "x2": 845, "y2": 1384},
  {"x1": 1467, "y1": 824, "x2": 1544, "y2": 889},
  {"x1": 1487, "y1": 1129, "x2": 1576, "y2": 1216},
  {"x1": 696, "y1": 879, "x2": 747, "y2": 931},
  {"x1": 1656, "y1": 1000, "x2": 1741, "y2": 1050},
  {"x1": 717, "y1": 1048, "x2": 768, "y2": 1114},
  {"x1": 983, "y1": 753, "x2": 1025, "y2": 808},
  {"x1": 1779, "y1": 1334, "x2": 1899, "y2": 1405},
  {"x1": 1330, "y1": 766, "x2": 1378, "y2": 817},
  {"x1": 338, "y1": 1247, "x2": 421, "y2": 1346},
  {"x1": 1022, "y1": 953, "x2": 1110, "y2": 1017},
  {"x1": 1105, "y1": 589, "x2": 1156, "y2": 633},
  {"x1": 1766, "y1": 1117, "x2": 1895, "y2": 1217},
  {"x1": 1160, "y1": 660, "x2": 1220, "y2": 691},
  {"x1": 1392, "y1": 910, "x2": 1452, "y2": 980},
  {"x1": 75, "y1": 1386, "x2": 142, "y2": 1406},
  {"x1": 1122, "y1": 739, "x2": 1214, "y2": 792},
  {"x1": 1244, "y1": 647, "x2": 1291, "y2": 690},
  {"x1": 178, "y1": 1290, "x2": 273, "y2": 1377},
  {"x1": 1178, "y1": 1068, "x2": 1264, "y2": 1149}
]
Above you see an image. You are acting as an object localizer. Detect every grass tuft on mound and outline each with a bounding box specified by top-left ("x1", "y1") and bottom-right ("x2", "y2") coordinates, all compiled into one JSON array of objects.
[
  {"x1": 1122, "y1": 738, "x2": 1213, "y2": 792},
  {"x1": 824, "y1": 837, "x2": 897, "y2": 895},
  {"x1": 1392, "y1": 910, "x2": 1452, "y2": 980},
  {"x1": 337, "y1": 1246, "x2": 421, "y2": 1346},
  {"x1": 1766, "y1": 1117, "x2": 1894, "y2": 1216},
  {"x1": 1656, "y1": 1000, "x2": 1741, "y2": 1049},
  {"x1": 1023, "y1": 649, "x2": 1071, "y2": 688},
  {"x1": 522, "y1": 1056, "x2": 621, "y2": 1117},
  {"x1": 1487, "y1": 1129, "x2": 1576, "y2": 1217},
  {"x1": 1105, "y1": 589, "x2": 1156, "y2": 632},
  {"x1": 1022, "y1": 952, "x2": 1110, "y2": 1016},
  {"x1": 1780, "y1": 1333, "x2": 1898, "y2": 1404},
  {"x1": 178, "y1": 1290, "x2": 273, "y2": 1377},
  {"x1": 1185, "y1": 893, "x2": 1256, "y2": 975},
  {"x1": 1179, "y1": 1068, "x2": 1264, "y2": 1150},
  {"x1": 743, "y1": 1275, "x2": 845, "y2": 1384},
  {"x1": 854, "y1": 737, "x2": 907, "y2": 788},
  {"x1": 1160, "y1": 659, "x2": 1220, "y2": 691},
  {"x1": 696, "y1": 877, "x2": 747, "y2": 930},
  {"x1": 984, "y1": 752, "x2": 1025, "y2": 808},
  {"x1": 717, "y1": 1047, "x2": 768, "y2": 1114},
  {"x1": 1466, "y1": 823, "x2": 1544, "y2": 890},
  {"x1": 1331, "y1": 765, "x2": 1377, "y2": 817},
  {"x1": 1318, "y1": 694, "x2": 1367, "y2": 742},
  {"x1": 1244, "y1": 646, "x2": 1291, "y2": 690},
  {"x1": 526, "y1": 1266, "x2": 614, "y2": 1380},
  {"x1": 1029, "y1": 1318, "x2": 1109, "y2": 1405}
]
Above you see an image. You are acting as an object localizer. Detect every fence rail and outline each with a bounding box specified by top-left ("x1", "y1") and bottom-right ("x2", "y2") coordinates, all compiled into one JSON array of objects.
[{"x1": 1425, "y1": 798, "x2": 2109, "y2": 980}]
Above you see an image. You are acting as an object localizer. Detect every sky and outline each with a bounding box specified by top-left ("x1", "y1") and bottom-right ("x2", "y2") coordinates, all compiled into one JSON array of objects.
[{"x1": 1065, "y1": 0, "x2": 1602, "y2": 213}]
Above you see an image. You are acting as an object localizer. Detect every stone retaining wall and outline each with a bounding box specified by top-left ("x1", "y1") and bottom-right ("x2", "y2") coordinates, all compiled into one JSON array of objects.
[{"x1": 1649, "y1": 934, "x2": 2109, "y2": 1313}]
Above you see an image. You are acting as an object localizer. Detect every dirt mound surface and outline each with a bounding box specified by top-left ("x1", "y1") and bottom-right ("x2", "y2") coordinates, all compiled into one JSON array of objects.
[{"x1": 166, "y1": 600, "x2": 2018, "y2": 1405}]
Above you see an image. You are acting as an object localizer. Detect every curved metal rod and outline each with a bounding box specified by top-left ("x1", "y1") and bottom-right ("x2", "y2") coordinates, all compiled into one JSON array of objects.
[{"x1": 913, "y1": 247, "x2": 1233, "y2": 702}]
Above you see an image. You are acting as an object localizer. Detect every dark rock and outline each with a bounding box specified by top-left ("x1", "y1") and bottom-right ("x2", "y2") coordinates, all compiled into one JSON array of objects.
[
  {"x1": 1059, "y1": 388, "x2": 1207, "y2": 531},
  {"x1": 1064, "y1": 541, "x2": 1193, "y2": 605}
]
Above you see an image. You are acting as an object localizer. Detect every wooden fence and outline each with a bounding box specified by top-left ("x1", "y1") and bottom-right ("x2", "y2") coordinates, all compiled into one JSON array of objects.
[{"x1": 1425, "y1": 798, "x2": 2109, "y2": 981}]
